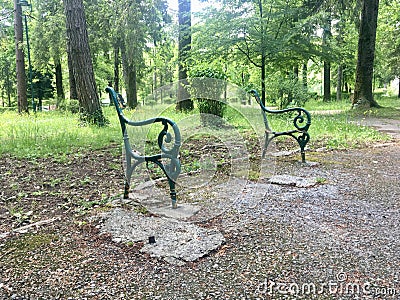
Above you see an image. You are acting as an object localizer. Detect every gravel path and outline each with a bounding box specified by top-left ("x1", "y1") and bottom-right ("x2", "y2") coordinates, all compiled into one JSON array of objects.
[{"x1": 1, "y1": 120, "x2": 400, "y2": 299}]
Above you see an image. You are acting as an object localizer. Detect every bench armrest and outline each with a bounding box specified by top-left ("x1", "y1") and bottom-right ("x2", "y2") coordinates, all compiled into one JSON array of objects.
[
  {"x1": 105, "y1": 87, "x2": 181, "y2": 157},
  {"x1": 250, "y1": 89, "x2": 311, "y2": 132}
]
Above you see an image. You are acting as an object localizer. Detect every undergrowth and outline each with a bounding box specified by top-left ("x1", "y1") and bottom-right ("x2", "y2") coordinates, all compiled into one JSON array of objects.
[{"x1": 1, "y1": 96, "x2": 397, "y2": 159}]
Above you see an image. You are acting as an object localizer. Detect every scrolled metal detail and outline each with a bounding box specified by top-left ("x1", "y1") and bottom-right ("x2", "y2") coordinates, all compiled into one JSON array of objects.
[
  {"x1": 293, "y1": 109, "x2": 311, "y2": 131},
  {"x1": 250, "y1": 89, "x2": 312, "y2": 163}
]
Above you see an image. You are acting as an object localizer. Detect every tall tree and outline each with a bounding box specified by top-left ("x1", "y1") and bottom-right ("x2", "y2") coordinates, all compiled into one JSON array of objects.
[
  {"x1": 322, "y1": 12, "x2": 331, "y2": 102},
  {"x1": 176, "y1": 0, "x2": 193, "y2": 111},
  {"x1": 64, "y1": 0, "x2": 106, "y2": 125},
  {"x1": 194, "y1": 0, "x2": 320, "y2": 105},
  {"x1": 0, "y1": 1, "x2": 15, "y2": 107},
  {"x1": 34, "y1": 0, "x2": 66, "y2": 105},
  {"x1": 13, "y1": 0, "x2": 28, "y2": 113},
  {"x1": 353, "y1": 0, "x2": 380, "y2": 108},
  {"x1": 375, "y1": 0, "x2": 400, "y2": 98}
]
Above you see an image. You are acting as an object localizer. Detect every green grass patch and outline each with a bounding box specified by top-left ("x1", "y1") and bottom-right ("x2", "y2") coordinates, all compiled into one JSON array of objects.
[
  {"x1": 1, "y1": 98, "x2": 396, "y2": 159},
  {"x1": 348, "y1": 95, "x2": 400, "y2": 119},
  {"x1": 308, "y1": 113, "x2": 391, "y2": 149},
  {"x1": 0, "y1": 108, "x2": 120, "y2": 158},
  {"x1": 303, "y1": 97, "x2": 351, "y2": 111}
]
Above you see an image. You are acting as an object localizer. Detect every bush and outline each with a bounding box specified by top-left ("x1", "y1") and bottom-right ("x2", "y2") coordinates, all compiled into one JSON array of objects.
[
  {"x1": 189, "y1": 68, "x2": 228, "y2": 126},
  {"x1": 264, "y1": 74, "x2": 310, "y2": 109},
  {"x1": 58, "y1": 99, "x2": 80, "y2": 113},
  {"x1": 197, "y1": 97, "x2": 226, "y2": 126}
]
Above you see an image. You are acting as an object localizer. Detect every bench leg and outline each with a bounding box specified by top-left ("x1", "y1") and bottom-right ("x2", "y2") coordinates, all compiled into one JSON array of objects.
[
  {"x1": 262, "y1": 131, "x2": 274, "y2": 158},
  {"x1": 123, "y1": 181, "x2": 130, "y2": 199},
  {"x1": 168, "y1": 179, "x2": 178, "y2": 209},
  {"x1": 301, "y1": 151, "x2": 306, "y2": 163},
  {"x1": 297, "y1": 132, "x2": 310, "y2": 163}
]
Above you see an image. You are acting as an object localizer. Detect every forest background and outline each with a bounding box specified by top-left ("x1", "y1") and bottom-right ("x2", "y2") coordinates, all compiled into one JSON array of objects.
[{"x1": 0, "y1": 0, "x2": 399, "y2": 120}]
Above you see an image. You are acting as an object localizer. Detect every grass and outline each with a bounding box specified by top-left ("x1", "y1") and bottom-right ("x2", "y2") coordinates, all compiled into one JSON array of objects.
[
  {"x1": 304, "y1": 94, "x2": 400, "y2": 119},
  {"x1": 0, "y1": 96, "x2": 397, "y2": 159},
  {"x1": 349, "y1": 95, "x2": 400, "y2": 119},
  {"x1": 303, "y1": 97, "x2": 351, "y2": 111},
  {"x1": 308, "y1": 113, "x2": 390, "y2": 149},
  {"x1": 0, "y1": 107, "x2": 120, "y2": 159}
]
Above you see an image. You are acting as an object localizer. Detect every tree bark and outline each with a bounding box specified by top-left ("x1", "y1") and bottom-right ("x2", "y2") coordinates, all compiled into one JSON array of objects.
[
  {"x1": 337, "y1": 64, "x2": 343, "y2": 101},
  {"x1": 322, "y1": 15, "x2": 331, "y2": 102},
  {"x1": 113, "y1": 41, "x2": 120, "y2": 93},
  {"x1": 323, "y1": 61, "x2": 331, "y2": 101},
  {"x1": 14, "y1": 0, "x2": 28, "y2": 113},
  {"x1": 126, "y1": 65, "x2": 138, "y2": 108},
  {"x1": 176, "y1": 0, "x2": 193, "y2": 111},
  {"x1": 55, "y1": 58, "x2": 65, "y2": 107},
  {"x1": 64, "y1": 0, "x2": 106, "y2": 125},
  {"x1": 353, "y1": 0, "x2": 380, "y2": 108},
  {"x1": 66, "y1": 49, "x2": 78, "y2": 100},
  {"x1": 302, "y1": 63, "x2": 308, "y2": 90},
  {"x1": 120, "y1": 43, "x2": 138, "y2": 108},
  {"x1": 398, "y1": 79, "x2": 400, "y2": 98}
]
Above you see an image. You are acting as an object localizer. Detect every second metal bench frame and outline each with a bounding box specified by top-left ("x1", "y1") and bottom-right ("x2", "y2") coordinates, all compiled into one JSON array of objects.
[{"x1": 250, "y1": 89, "x2": 311, "y2": 163}]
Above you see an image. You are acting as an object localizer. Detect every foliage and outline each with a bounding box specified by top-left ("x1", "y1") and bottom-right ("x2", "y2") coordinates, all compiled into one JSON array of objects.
[
  {"x1": 375, "y1": 0, "x2": 400, "y2": 88},
  {"x1": 30, "y1": 69, "x2": 54, "y2": 101},
  {"x1": 0, "y1": 0, "x2": 399, "y2": 112},
  {"x1": 264, "y1": 72, "x2": 310, "y2": 108},
  {"x1": 57, "y1": 99, "x2": 80, "y2": 113},
  {"x1": 189, "y1": 68, "x2": 228, "y2": 126}
]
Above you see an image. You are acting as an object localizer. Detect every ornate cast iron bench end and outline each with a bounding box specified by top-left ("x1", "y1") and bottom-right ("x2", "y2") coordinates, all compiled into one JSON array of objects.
[
  {"x1": 106, "y1": 87, "x2": 181, "y2": 208},
  {"x1": 250, "y1": 89, "x2": 311, "y2": 163}
]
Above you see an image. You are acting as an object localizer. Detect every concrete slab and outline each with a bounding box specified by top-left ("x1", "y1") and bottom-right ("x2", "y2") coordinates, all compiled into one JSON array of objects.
[
  {"x1": 99, "y1": 208, "x2": 225, "y2": 265},
  {"x1": 269, "y1": 174, "x2": 317, "y2": 188},
  {"x1": 148, "y1": 203, "x2": 201, "y2": 220}
]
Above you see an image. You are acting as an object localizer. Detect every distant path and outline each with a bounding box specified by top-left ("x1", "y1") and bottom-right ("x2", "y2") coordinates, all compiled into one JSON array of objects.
[
  {"x1": 352, "y1": 117, "x2": 400, "y2": 139},
  {"x1": 311, "y1": 109, "x2": 400, "y2": 139},
  {"x1": 309, "y1": 109, "x2": 343, "y2": 115}
]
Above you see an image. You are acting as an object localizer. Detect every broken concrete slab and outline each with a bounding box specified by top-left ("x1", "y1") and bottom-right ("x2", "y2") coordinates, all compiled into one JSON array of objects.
[
  {"x1": 269, "y1": 149, "x2": 299, "y2": 157},
  {"x1": 148, "y1": 203, "x2": 201, "y2": 220},
  {"x1": 99, "y1": 208, "x2": 225, "y2": 265},
  {"x1": 269, "y1": 174, "x2": 317, "y2": 188}
]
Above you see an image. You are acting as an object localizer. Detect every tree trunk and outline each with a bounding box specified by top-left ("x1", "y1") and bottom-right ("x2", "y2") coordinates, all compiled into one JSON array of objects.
[
  {"x1": 14, "y1": 0, "x2": 28, "y2": 113},
  {"x1": 337, "y1": 64, "x2": 343, "y2": 101},
  {"x1": 120, "y1": 44, "x2": 138, "y2": 108},
  {"x1": 176, "y1": 0, "x2": 193, "y2": 111},
  {"x1": 322, "y1": 13, "x2": 331, "y2": 102},
  {"x1": 113, "y1": 41, "x2": 120, "y2": 92},
  {"x1": 64, "y1": 0, "x2": 106, "y2": 125},
  {"x1": 302, "y1": 63, "x2": 308, "y2": 90},
  {"x1": 55, "y1": 58, "x2": 65, "y2": 107},
  {"x1": 126, "y1": 65, "x2": 138, "y2": 108},
  {"x1": 353, "y1": 0, "x2": 380, "y2": 108},
  {"x1": 398, "y1": 79, "x2": 400, "y2": 98},
  {"x1": 67, "y1": 46, "x2": 78, "y2": 100},
  {"x1": 323, "y1": 61, "x2": 331, "y2": 102}
]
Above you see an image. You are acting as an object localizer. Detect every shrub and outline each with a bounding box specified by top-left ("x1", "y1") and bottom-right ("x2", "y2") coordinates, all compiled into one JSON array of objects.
[{"x1": 189, "y1": 68, "x2": 228, "y2": 126}]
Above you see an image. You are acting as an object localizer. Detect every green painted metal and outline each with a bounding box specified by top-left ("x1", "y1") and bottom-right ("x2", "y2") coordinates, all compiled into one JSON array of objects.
[
  {"x1": 106, "y1": 87, "x2": 181, "y2": 208},
  {"x1": 250, "y1": 89, "x2": 311, "y2": 163}
]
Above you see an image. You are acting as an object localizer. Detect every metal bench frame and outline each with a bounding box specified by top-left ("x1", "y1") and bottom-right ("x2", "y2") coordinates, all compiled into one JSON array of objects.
[
  {"x1": 250, "y1": 89, "x2": 311, "y2": 163},
  {"x1": 106, "y1": 87, "x2": 181, "y2": 208}
]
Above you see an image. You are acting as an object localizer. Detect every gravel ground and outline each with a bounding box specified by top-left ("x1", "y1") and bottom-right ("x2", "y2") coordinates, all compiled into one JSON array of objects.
[{"x1": 1, "y1": 133, "x2": 400, "y2": 299}]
